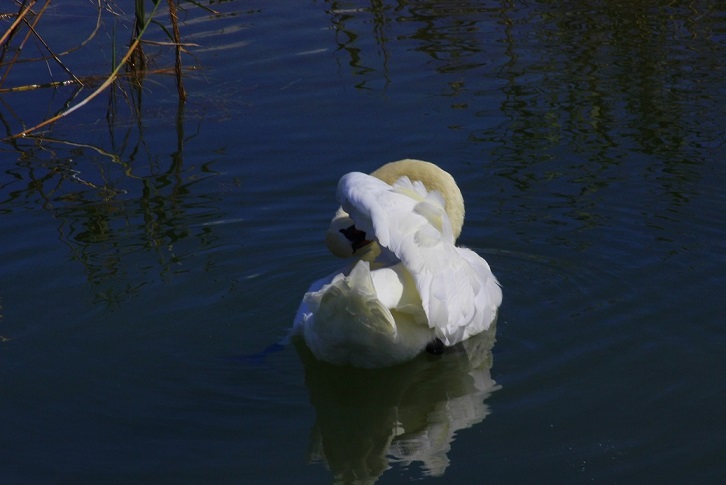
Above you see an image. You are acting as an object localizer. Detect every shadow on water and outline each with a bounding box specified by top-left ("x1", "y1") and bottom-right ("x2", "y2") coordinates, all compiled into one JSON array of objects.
[
  {"x1": 1, "y1": 74, "x2": 224, "y2": 311},
  {"x1": 326, "y1": 0, "x2": 722, "y2": 213},
  {"x1": 0, "y1": 5, "x2": 244, "y2": 312},
  {"x1": 293, "y1": 323, "x2": 500, "y2": 482},
  {"x1": 0, "y1": 76, "x2": 215, "y2": 298},
  {"x1": 327, "y1": 0, "x2": 500, "y2": 88}
]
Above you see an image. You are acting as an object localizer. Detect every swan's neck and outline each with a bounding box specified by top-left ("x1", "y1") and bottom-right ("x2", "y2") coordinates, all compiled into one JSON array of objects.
[{"x1": 370, "y1": 159, "x2": 465, "y2": 240}]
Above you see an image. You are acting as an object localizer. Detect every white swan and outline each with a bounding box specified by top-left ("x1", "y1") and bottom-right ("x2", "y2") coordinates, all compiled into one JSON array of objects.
[{"x1": 293, "y1": 159, "x2": 502, "y2": 368}]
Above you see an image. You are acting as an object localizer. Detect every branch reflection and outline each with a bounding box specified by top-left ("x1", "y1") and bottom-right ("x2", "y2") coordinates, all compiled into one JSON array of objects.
[{"x1": 0, "y1": 70, "x2": 221, "y2": 308}]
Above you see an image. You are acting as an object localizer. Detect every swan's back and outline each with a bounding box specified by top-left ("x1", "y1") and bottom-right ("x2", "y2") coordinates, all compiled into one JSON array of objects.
[{"x1": 337, "y1": 172, "x2": 501, "y2": 346}]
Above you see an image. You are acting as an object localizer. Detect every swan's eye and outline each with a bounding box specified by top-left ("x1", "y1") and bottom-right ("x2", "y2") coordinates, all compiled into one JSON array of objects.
[{"x1": 339, "y1": 225, "x2": 371, "y2": 252}]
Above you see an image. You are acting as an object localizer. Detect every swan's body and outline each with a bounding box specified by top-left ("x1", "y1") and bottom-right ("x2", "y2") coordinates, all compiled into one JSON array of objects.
[{"x1": 293, "y1": 159, "x2": 501, "y2": 368}]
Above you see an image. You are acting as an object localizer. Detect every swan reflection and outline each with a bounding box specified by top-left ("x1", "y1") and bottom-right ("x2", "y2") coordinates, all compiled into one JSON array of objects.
[{"x1": 294, "y1": 322, "x2": 500, "y2": 482}]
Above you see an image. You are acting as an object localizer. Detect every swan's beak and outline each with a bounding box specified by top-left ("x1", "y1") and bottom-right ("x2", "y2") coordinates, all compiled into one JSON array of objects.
[
  {"x1": 325, "y1": 208, "x2": 374, "y2": 258},
  {"x1": 339, "y1": 225, "x2": 372, "y2": 253}
]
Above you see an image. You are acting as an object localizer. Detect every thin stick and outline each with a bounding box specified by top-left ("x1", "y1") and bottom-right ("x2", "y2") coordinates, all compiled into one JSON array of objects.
[
  {"x1": 6, "y1": 1, "x2": 164, "y2": 140},
  {"x1": 57, "y1": 0, "x2": 104, "y2": 56},
  {"x1": 0, "y1": 0, "x2": 103, "y2": 69},
  {"x1": 23, "y1": 20, "x2": 82, "y2": 85},
  {"x1": 167, "y1": 0, "x2": 186, "y2": 102},
  {"x1": 0, "y1": 0, "x2": 36, "y2": 46},
  {"x1": 0, "y1": 65, "x2": 192, "y2": 93},
  {"x1": 1, "y1": 0, "x2": 50, "y2": 87}
]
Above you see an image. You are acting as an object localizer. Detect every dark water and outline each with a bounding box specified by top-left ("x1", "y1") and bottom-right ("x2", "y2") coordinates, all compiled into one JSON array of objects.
[{"x1": 1, "y1": 1, "x2": 724, "y2": 482}]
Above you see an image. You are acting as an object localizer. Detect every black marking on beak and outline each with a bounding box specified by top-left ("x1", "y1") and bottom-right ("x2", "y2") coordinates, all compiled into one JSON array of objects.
[{"x1": 340, "y1": 225, "x2": 371, "y2": 252}]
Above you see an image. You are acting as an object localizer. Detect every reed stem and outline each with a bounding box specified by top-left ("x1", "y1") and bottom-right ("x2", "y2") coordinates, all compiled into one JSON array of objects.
[{"x1": 7, "y1": 0, "x2": 165, "y2": 139}]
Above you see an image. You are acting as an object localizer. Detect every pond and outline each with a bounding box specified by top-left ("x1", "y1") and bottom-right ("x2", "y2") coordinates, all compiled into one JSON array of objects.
[{"x1": 1, "y1": 0, "x2": 724, "y2": 482}]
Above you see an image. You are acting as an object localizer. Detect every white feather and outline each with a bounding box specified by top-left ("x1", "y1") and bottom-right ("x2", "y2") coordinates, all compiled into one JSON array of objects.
[{"x1": 293, "y1": 161, "x2": 502, "y2": 367}]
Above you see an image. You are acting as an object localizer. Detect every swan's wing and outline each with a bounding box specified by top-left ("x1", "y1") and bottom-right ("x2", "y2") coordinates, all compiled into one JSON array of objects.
[
  {"x1": 337, "y1": 172, "x2": 453, "y2": 248},
  {"x1": 453, "y1": 247, "x2": 502, "y2": 340},
  {"x1": 337, "y1": 172, "x2": 500, "y2": 345},
  {"x1": 404, "y1": 239, "x2": 501, "y2": 345}
]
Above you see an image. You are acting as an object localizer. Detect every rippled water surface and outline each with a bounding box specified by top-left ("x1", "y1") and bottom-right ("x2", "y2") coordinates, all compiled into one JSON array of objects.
[{"x1": 1, "y1": 1, "x2": 724, "y2": 482}]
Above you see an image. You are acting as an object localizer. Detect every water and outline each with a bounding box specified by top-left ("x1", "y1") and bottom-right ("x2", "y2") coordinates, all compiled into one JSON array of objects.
[{"x1": 1, "y1": 0, "x2": 724, "y2": 482}]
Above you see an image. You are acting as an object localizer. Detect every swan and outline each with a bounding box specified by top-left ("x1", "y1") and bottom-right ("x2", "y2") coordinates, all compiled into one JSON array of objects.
[{"x1": 293, "y1": 159, "x2": 502, "y2": 368}]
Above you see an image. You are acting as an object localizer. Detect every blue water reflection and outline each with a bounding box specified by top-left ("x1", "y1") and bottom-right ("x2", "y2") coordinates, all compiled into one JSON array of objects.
[{"x1": 1, "y1": 0, "x2": 724, "y2": 482}]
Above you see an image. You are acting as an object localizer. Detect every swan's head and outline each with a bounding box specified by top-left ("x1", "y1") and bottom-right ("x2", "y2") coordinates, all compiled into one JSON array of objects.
[
  {"x1": 325, "y1": 159, "x2": 465, "y2": 258},
  {"x1": 325, "y1": 207, "x2": 370, "y2": 258}
]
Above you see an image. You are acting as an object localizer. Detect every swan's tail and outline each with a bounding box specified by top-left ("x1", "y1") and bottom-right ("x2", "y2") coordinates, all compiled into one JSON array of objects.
[{"x1": 299, "y1": 261, "x2": 407, "y2": 367}]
